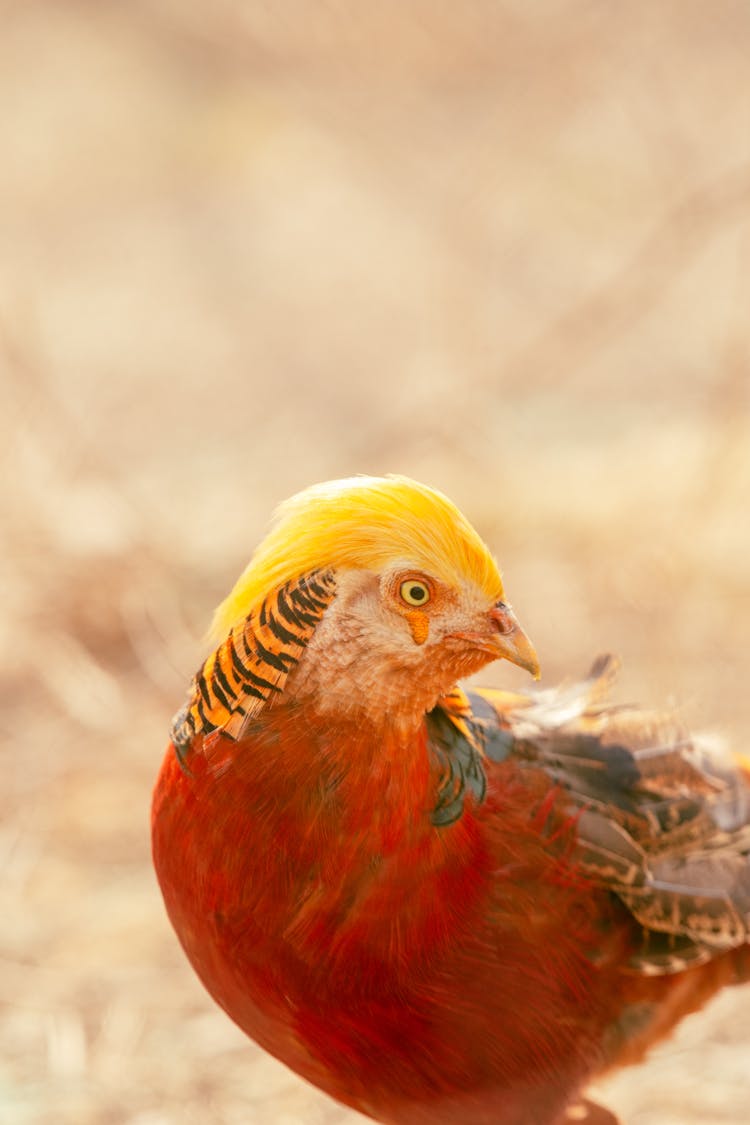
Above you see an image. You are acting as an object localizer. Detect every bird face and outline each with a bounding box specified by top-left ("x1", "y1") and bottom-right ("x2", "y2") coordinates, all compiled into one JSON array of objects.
[
  {"x1": 286, "y1": 562, "x2": 539, "y2": 728},
  {"x1": 207, "y1": 475, "x2": 539, "y2": 732}
]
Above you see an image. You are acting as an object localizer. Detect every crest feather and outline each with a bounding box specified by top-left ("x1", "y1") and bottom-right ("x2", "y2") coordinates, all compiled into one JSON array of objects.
[{"x1": 211, "y1": 475, "x2": 503, "y2": 640}]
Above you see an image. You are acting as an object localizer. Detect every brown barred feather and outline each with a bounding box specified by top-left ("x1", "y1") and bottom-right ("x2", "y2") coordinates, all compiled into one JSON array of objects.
[{"x1": 471, "y1": 656, "x2": 750, "y2": 976}]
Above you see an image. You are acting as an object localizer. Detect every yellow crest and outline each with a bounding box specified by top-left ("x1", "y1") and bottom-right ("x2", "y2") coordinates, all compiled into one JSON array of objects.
[{"x1": 211, "y1": 475, "x2": 503, "y2": 639}]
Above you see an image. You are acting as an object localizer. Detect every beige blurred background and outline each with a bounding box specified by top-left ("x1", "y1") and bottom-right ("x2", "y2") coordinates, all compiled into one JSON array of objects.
[{"x1": 2, "y1": 3, "x2": 750, "y2": 1123}]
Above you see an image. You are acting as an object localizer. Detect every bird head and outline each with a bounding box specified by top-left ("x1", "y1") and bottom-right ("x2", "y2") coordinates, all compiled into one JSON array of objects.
[{"x1": 212, "y1": 476, "x2": 539, "y2": 728}]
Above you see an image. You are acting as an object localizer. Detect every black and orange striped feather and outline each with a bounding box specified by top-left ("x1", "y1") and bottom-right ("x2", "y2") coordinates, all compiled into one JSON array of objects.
[{"x1": 171, "y1": 569, "x2": 337, "y2": 756}]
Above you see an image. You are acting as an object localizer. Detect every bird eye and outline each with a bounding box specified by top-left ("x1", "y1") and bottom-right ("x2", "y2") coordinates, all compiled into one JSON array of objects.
[{"x1": 399, "y1": 579, "x2": 431, "y2": 606}]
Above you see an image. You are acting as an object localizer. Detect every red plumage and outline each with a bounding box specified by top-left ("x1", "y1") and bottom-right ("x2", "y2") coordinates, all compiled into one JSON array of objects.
[{"x1": 152, "y1": 478, "x2": 750, "y2": 1124}]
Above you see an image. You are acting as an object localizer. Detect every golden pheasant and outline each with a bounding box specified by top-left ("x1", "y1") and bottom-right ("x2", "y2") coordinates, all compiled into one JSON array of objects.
[{"x1": 152, "y1": 475, "x2": 750, "y2": 1125}]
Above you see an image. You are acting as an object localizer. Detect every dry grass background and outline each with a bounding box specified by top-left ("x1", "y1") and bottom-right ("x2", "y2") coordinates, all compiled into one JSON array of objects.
[{"x1": 1, "y1": 3, "x2": 750, "y2": 1123}]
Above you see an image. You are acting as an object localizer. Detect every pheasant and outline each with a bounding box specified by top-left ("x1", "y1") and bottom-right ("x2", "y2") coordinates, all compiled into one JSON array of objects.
[{"x1": 152, "y1": 475, "x2": 750, "y2": 1124}]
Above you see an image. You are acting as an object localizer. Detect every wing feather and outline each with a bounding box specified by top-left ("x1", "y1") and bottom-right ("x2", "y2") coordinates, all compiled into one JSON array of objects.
[{"x1": 468, "y1": 656, "x2": 750, "y2": 974}]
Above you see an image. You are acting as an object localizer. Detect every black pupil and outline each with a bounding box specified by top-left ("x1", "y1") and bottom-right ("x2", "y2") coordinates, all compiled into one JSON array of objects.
[{"x1": 409, "y1": 585, "x2": 426, "y2": 601}]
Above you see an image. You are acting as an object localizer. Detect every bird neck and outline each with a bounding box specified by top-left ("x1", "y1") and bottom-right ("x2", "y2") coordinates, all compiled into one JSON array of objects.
[
  {"x1": 187, "y1": 697, "x2": 441, "y2": 859},
  {"x1": 275, "y1": 702, "x2": 437, "y2": 844},
  {"x1": 285, "y1": 653, "x2": 449, "y2": 737}
]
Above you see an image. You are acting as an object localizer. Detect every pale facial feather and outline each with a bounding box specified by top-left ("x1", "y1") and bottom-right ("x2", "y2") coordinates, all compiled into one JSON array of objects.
[{"x1": 284, "y1": 567, "x2": 499, "y2": 730}]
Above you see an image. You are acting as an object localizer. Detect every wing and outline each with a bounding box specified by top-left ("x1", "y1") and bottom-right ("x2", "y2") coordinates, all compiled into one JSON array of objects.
[{"x1": 439, "y1": 656, "x2": 750, "y2": 975}]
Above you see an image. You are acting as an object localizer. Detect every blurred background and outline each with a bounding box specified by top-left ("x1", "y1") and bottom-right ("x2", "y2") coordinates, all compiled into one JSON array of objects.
[{"x1": 2, "y1": 3, "x2": 749, "y2": 1123}]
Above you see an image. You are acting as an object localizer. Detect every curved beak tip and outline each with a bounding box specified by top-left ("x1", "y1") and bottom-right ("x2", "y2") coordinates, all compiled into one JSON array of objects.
[
  {"x1": 509, "y1": 634, "x2": 541, "y2": 680},
  {"x1": 489, "y1": 605, "x2": 541, "y2": 680}
]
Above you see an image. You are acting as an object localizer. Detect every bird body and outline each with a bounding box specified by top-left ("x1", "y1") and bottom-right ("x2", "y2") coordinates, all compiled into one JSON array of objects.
[{"x1": 152, "y1": 476, "x2": 750, "y2": 1124}]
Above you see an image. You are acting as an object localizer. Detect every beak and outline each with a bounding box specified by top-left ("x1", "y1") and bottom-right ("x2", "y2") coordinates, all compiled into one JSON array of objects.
[
  {"x1": 452, "y1": 602, "x2": 541, "y2": 680},
  {"x1": 488, "y1": 603, "x2": 540, "y2": 679}
]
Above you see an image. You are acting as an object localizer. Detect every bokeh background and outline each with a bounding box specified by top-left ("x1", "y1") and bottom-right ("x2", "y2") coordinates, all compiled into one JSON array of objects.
[{"x1": 2, "y1": 3, "x2": 750, "y2": 1123}]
